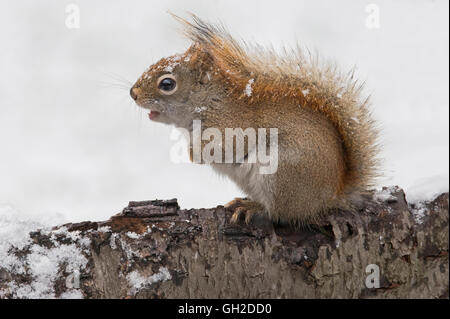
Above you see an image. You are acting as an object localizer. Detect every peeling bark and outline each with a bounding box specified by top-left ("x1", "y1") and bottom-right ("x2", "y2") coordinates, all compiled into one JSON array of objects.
[{"x1": 0, "y1": 187, "x2": 448, "y2": 299}]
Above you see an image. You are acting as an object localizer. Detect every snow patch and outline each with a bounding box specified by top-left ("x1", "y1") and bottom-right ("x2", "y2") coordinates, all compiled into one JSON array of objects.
[
  {"x1": 109, "y1": 232, "x2": 118, "y2": 250},
  {"x1": 244, "y1": 79, "x2": 254, "y2": 97},
  {"x1": 0, "y1": 206, "x2": 89, "y2": 299},
  {"x1": 163, "y1": 55, "x2": 181, "y2": 73},
  {"x1": 1, "y1": 236, "x2": 88, "y2": 298},
  {"x1": 125, "y1": 231, "x2": 141, "y2": 239},
  {"x1": 373, "y1": 186, "x2": 398, "y2": 203},
  {"x1": 97, "y1": 226, "x2": 111, "y2": 233},
  {"x1": 127, "y1": 267, "x2": 172, "y2": 293},
  {"x1": 194, "y1": 106, "x2": 208, "y2": 113},
  {"x1": 410, "y1": 202, "x2": 428, "y2": 224}
]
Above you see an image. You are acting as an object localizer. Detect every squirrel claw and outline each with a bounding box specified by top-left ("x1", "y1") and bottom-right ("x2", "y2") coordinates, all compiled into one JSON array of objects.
[
  {"x1": 224, "y1": 197, "x2": 248, "y2": 210},
  {"x1": 226, "y1": 198, "x2": 263, "y2": 224}
]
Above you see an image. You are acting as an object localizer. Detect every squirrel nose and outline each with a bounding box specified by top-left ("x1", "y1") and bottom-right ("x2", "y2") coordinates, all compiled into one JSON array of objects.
[{"x1": 130, "y1": 87, "x2": 139, "y2": 101}]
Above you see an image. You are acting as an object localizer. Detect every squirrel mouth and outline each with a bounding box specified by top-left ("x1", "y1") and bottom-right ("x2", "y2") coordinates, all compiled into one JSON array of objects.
[{"x1": 148, "y1": 111, "x2": 160, "y2": 120}]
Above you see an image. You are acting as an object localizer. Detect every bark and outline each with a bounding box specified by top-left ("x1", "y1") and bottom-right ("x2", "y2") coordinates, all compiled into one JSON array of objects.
[{"x1": 0, "y1": 187, "x2": 448, "y2": 299}]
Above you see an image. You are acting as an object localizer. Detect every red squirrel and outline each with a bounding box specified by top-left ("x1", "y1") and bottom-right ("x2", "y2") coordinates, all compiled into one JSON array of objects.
[{"x1": 130, "y1": 14, "x2": 379, "y2": 225}]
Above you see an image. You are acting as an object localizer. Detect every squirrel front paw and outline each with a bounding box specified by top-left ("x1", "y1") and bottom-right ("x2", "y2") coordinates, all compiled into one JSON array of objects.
[{"x1": 225, "y1": 198, "x2": 264, "y2": 224}]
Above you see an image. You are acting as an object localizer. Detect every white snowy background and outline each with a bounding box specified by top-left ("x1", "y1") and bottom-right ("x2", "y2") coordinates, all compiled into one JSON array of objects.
[{"x1": 0, "y1": 0, "x2": 448, "y2": 233}]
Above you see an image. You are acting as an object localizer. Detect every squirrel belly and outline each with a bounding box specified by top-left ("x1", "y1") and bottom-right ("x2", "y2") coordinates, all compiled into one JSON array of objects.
[{"x1": 130, "y1": 14, "x2": 379, "y2": 225}]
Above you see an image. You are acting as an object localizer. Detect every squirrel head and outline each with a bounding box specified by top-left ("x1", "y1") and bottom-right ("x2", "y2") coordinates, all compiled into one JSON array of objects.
[
  {"x1": 130, "y1": 13, "x2": 265, "y2": 130},
  {"x1": 130, "y1": 44, "x2": 226, "y2": 129}
]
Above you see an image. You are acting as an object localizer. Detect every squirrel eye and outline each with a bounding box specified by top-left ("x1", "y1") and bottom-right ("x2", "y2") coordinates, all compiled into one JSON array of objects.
[{"x1": 157, "y1": 74, "x2": 177, "y2": 95}]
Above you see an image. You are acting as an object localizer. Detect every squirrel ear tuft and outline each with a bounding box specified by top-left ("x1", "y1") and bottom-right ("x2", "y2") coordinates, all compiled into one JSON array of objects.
[
  {"x1": 170, "y1": 12, "x2": 222, "y2": 46},
  {"x1": 172, "y1": 13, "x2": 252, "y2": 86}
]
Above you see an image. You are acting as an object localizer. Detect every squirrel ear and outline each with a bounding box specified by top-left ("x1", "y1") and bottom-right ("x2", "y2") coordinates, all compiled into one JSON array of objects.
[{"x1": 185, "y1": 45, "x2": 214, "y2": 84}]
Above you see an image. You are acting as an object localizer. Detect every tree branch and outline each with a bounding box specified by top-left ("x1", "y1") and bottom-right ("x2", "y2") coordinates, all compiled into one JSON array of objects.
[{"x1": 0, "y1": 187, "x2": 448, "y2": 299}]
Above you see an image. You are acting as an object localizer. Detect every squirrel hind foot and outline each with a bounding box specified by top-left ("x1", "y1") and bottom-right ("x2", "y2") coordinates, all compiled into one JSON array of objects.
[{"x1": 225, "y1": 198, "x2": 264, "y2": 224}]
